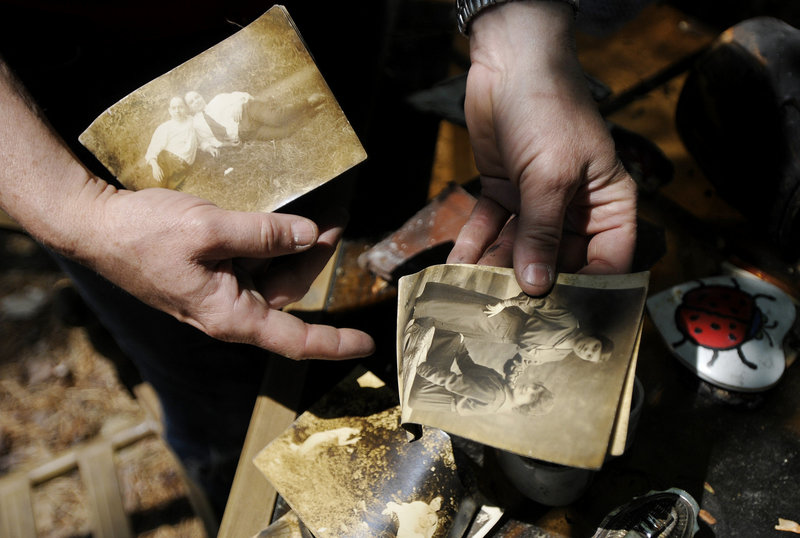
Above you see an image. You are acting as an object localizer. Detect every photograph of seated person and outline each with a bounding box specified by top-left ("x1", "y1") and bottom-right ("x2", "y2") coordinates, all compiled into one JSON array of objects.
[
  {"x1": 411, "y1": 281, "x2": 614, "y2": 366},
  {"x1": 407, "y1": 325, "x2": 555, "y2": 416}
]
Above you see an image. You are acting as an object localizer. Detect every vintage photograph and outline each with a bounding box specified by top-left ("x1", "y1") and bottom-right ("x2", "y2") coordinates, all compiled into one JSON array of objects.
[
  {"x1": 254, "y1": 369, "x2": 465, "y2": 538},
  {"x1": 79, "y1": 6, "x2": 366, "y2": 213},
  {"x1": 396, "y1": 265, "x2": 649, "y2": 470}
]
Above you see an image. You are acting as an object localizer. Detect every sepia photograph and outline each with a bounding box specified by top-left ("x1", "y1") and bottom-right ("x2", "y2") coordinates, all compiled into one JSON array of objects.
[
  {"x1": 396, "y1": 265, "x2": 649, "y2": 470},
  {"x1": 254, "y1": 369, "x2": 465, "y2": 538},
  {"x1": 79, "y1": 6, "x2": 366, "y2": 213}
]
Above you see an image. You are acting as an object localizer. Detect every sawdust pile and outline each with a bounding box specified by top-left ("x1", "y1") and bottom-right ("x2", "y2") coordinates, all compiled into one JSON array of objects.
[{"x1": 0, "y1": 229, "x2": 207, "y2": 537}]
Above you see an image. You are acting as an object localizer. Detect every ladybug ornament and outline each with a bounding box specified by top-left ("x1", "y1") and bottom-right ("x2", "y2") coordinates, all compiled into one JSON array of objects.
[
  {"x1": 647, "y1": 275, "x2": 795, "y2": 392},
  {"x1": 673, "y1": 278, "x2": 777, "y2": 370}
]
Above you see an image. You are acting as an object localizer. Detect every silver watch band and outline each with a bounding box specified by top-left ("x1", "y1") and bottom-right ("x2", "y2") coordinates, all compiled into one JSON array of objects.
[{"x1": 455, "y1": 0, "x2": 579, "y2": 35}]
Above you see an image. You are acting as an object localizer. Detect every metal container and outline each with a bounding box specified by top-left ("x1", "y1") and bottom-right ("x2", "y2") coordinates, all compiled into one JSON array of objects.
[{"x1": 495, "y1": 377, "x2": 645, "y2": 506}]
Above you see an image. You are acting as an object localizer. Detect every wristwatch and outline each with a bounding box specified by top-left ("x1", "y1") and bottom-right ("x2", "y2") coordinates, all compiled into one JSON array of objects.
[{"x1": 455, "y1": 0, "x2": 580, "y2": 35}]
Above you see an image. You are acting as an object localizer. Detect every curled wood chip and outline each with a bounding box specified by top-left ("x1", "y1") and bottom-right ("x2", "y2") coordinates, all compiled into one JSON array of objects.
[
  {"x1": 699, "y1": 509, "x2": 717, "y2": 525},
  {"x1": 703, "y1": 482, "x2": 715, "y2": 494},
  {"x1": 776, "y1": 518, "x2": 800, "y2": 533}
]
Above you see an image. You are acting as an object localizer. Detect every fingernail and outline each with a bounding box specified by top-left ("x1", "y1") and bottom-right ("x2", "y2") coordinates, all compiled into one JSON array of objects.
[
  {"x1": 523, "y1": 263, "x2": 553, "y2": 288},
  {"x1": 291, "y1": 220, "x2": 316, "y2": 247}
]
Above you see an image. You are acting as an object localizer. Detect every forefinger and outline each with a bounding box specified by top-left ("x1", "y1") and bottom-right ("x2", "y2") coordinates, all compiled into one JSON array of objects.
[
  {"x1": 274, "y1": 311, "x2": 376, "y2": 360},
  {"x1": 247, "y1": 307, "x2": 375, "y2": 360},
  {"x1": 448, "y1": 192, "x2": 512, "y2": 265}
]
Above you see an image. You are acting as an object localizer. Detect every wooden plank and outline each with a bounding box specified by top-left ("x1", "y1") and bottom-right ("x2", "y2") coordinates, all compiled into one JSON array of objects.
[
  {"x1": 429, "y1": 120, "x2": 478, "y2": 196},
  {"x1": 0, "y1": 208, "x2": 21, "y2": 231},
  {"x1": 573, "y1": 3, "x2": 740, "y2": 227},
  {"x1": 77, "y1": 439, "x2": 133, "y2": 538},
  {"x1": 576, "y1": 3, "x2": 716, "y2": 96},
  {"x1": 218, "y1": 358, "x2": 309, "y2": 538},
  {"x1": 0, "y1": 473, "x2": 37, "y2": 538},
  {"x1": 283, "y1": 242, "x2": 341, "y2": 313}
]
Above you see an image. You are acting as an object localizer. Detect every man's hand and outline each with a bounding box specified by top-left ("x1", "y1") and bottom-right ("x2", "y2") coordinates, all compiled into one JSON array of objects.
[
  {"x1": 84, "y1": 187, "x2": 376, "y2": 360},
  {"x1": 1, "y1": 58, "x2": 374, "y2": 362},
  {"x1": 448, "y1": 1, "x2": 637, "y2": 296},
  {"x1": 149, "y1": 160, "x2": 165, "y2": 183},
  {"x1": 483, "y1": 302, "x2": 505, "y2": 318}
]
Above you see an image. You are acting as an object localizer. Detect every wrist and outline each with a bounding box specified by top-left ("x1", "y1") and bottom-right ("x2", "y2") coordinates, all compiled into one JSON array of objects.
[
  {"x1": 468, "y1": 0, "x2": 587, "y2": 100},
  {"x1": 0, "y1": 153, "x2": 111, "y2": 266},
  {"x1": 0, "y1": 62, "x2": 116, "y2": 268},
  {"x1": 38, "y1": 166, "x2": 117, "y2": 267},
  {"x1": 469, "y1": 1, "x2": 576, "y2": 66},
  {"x1": 466, "y1": 0, "x2": 579, "y2": 37},
  {"x1": 459, "y1": 0, "x2": 577, "y2": 36}
]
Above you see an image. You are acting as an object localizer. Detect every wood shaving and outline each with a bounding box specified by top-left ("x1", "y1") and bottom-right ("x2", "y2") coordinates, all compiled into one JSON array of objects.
[
  {"x1": 699, "y1": 509, "x2": 717, "y2": 525},
  {"x1": 703, "y1": 482, "x2": 715, "y2": 494},
  {"x1": 776, "y1": 518, "x2": 800, "y2": 534}
]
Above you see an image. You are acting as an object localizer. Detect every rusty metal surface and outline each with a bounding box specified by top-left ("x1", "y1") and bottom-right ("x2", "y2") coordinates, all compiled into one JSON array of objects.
[{"x1": 357, "y1": 183, "x2": 477, "y2": 282}]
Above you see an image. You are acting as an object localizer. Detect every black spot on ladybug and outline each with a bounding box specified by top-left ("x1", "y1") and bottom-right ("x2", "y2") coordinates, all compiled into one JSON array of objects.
[
  {"x1": 694, "y1": 327, "x2": 703, "y2": 334},
  {"x1": 690, "y1": 314, "x2": 699, "y2": 321},
  {"x1": 728, "y1": 333, "x2": 737, "y2": 341},
  {"x1": 710, "y1": 322, "x2": 721, "y2": 330}
]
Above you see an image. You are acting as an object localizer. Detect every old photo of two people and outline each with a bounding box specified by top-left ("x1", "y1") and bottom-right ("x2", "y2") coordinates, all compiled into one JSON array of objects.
[
  {"x1": 80, "y1": 6, "x2": 366, "y2": 214},
  {"x1": 397, "y1": 264, "x2": 648, "y2": 469},
  {"x1": 144, "y1": 89, "x2": 324, "y2": 188}
]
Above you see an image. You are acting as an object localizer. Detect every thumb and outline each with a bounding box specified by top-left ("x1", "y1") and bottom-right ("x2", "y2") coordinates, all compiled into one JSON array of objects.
[{"x1": 202, "y1": 210, "x2": 320, "y2": 260}]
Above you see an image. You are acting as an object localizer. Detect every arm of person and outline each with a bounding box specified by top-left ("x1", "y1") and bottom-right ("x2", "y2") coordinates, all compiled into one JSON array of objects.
[
  {"x1": 416, "y1": 362, "x2": 454, "y2": 387},
  {"x1": 447, "y1": 0, "x2": 637, "y2": 296},
  {"x1": 484, "y1": 292, "x2": 546, "y2": 316},
  {"x1": 444, "y1": 372, "x2": 501, "y2": 404},
  {"x1": 0, "y1": 59, "x2": 375, "y2": 361},
  {"x1": 453, "y1": 397, "x2": 489, "y2": 416},
  {"x1": 197, "y1": 130, "x2": 222, "y2": 156},
  {"x1": 148, "y1": 159, "x2": 165, "y2": 182},
  {"x1": 144, "y1": 125, "x2": 167, "y2": 182},
  {"x1": 200, "y1": 144, "x2": 220, "y2": 157},
  {"x1": 419, "y1": 355, "x2": 501, "y2": 404}
]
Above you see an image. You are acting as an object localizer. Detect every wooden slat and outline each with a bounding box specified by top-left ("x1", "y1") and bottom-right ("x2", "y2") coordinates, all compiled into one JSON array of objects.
[
  {"x1": 23, "y1": 420, "x2": 158, "y2": 486},
  {"x1": 77, "y1": 439, "x2": 133, "y2": 538},
  {"x1": 0, "y1": 473, "x2": 37, "y2": 537},
  {"x1": 218, "y1": 358, "x2": 309, "y2": 538}
]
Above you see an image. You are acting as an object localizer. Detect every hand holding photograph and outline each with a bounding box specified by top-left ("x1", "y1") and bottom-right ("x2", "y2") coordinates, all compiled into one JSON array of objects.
[
  {"x1": 79, "y1": 5, "x2": 365, "y2": 213},
  {"x1": 396, "y1": 265, "x2": 649, "y2": 470}
]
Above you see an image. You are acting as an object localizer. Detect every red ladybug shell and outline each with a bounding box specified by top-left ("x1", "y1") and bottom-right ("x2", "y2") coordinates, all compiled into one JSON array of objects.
[{"x1": 675, "y1": 285, "x2": 756, "y2": 350}]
